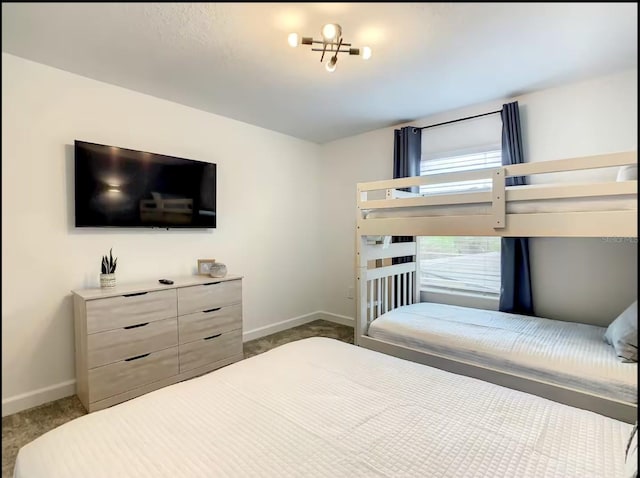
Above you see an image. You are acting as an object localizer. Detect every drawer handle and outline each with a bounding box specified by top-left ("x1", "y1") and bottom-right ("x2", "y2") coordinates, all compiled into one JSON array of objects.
[
  {"x1": 124, "y1": 322, "x2": 149, "y2": 330},
  {"x1": 203, "y1": 307, "x2": 221, "y2": 313},
  {"x1": 203, "y1": 282, "x2": 221, "y2": 286},
  {"x1": 204, "y1": 333, "x2": 222, "y2": 341},
  {"x1": 123, "y1": 292, "x2": 148, "y2": 297},
  {"x1": 125, "y1": 353, "x2": 150, "y2": 362}
]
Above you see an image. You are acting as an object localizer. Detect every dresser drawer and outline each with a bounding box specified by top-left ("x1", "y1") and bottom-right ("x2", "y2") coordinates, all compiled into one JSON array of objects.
[
  {"x1": 87, "y1": 317, "x2": 178, "y2": 369},
  {"x1": 178, "y1": 304, "x2": 242, "y2": 344},
  {"x1": 177, "y1": 280, "x2": 241, "y2": 316},
  {"x1": 179, "y1": 329, "x2": 242, "y2": 373},
  {"x1": 86, "y1": 289, "x2": 177, "y2": 334},
  {"x1": 88, "y1": 346, "x2": 178, "y2": 403}
]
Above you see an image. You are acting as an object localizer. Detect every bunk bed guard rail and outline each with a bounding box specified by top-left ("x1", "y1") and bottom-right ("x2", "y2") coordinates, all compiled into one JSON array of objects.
[{"x1": 356, "y1": 151, "x2": 637, "y2": 238}]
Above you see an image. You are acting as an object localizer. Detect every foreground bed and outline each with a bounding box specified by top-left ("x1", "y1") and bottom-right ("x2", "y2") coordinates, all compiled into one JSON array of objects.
[
  {"x1": 368, "y1": 302, "x2": 638, "y2": 404},
  {"x1": 15, "y1": 338, "x2": 634, "y2": 478}
]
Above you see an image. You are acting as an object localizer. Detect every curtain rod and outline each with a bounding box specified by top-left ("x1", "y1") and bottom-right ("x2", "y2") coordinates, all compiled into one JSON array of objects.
[{"x1": 415, "y1": 109, "x2": 502, "y2": 131}]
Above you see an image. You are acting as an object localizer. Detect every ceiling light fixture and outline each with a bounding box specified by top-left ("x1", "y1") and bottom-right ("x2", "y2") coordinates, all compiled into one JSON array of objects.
[{"x1": 288, "y1": 23, "x2": 371, "y2": 72}]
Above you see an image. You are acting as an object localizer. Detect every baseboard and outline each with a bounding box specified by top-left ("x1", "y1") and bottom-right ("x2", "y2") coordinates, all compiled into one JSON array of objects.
[
  {"x1": 316, "y1": 311, "x2": 355, "y2": 327},
  {"x1": 242, "y1": 311, "x2": 325, "y2": 342},
  {"x1": 2, "y1": 379, "x2": 76, "y2": 417}
]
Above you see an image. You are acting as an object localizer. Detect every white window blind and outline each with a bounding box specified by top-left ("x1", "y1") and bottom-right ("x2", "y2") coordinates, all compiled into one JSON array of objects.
[
  {"x1": 419, "y1": 236, "x2": 501, "y2": 297},
  {"x1": 419, "y1": 148, "x2": 502, "y2": 299},
  {"x1": 419, "y1": 149, "x2": 502, "y2": 196}
]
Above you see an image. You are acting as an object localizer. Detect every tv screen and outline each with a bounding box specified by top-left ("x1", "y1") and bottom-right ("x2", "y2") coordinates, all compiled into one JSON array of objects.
[{"x1": 74, "y1": 141, "x2": 216, "y2": 228}]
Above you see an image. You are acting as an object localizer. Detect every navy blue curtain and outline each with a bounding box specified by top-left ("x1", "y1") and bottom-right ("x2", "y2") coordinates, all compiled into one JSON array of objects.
[
  {"x1": 393, "y1": 127, "x2": 422, "y2": 193},
  {"x1": 499, "y1": 101, "x2": 533, "y2": 315},
  {"x1": 392, "y1": 127, "x2": 421, "y2": 266}
]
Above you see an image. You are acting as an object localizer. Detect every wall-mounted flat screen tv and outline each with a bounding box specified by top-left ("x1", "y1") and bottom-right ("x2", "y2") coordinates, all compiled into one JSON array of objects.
[{"x1": 74, "y1": 141, "x2": 216, "y2": 228}]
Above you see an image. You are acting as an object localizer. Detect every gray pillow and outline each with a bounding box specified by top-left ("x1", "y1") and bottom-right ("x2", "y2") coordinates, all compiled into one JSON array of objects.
[
  {"x1": 625, "y1": 423, "x2": 638, "y2": 478},
  {"x1": 604, "y1": 300, "x2": 638, "y2": 362}
]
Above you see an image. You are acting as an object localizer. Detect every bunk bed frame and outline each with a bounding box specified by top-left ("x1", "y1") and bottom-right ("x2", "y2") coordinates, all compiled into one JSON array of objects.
[{"x1": 355, "y1": 151, "x2": 638, "y2": 423}]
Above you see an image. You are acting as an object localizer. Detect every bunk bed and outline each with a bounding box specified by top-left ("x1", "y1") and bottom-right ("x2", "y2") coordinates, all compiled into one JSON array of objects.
[{"x1": 355, "y1": 150, "x2": 638, "y2": 423}]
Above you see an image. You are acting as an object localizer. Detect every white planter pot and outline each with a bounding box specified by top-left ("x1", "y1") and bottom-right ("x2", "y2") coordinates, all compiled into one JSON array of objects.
[{"x1": 100, "y1": 273, "x2": 116, "y2": 288}]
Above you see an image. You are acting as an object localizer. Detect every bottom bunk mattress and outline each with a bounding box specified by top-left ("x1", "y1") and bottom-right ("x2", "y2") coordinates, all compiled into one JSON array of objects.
[
  {"x1": 15, "y1": 338, "x2": 634, "y2": 478},
  {"x1": 367, "y1": 303, "x2": 638, "y2": 404}
]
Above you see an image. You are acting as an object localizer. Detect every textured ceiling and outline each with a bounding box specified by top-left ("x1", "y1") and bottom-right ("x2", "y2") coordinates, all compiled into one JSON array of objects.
[{"x1": 2, "y1": 3, "x2": 637, "y2": 143}]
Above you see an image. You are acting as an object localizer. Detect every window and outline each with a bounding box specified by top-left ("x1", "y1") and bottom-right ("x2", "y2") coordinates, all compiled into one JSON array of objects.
[
  {"x1": 418, "y1": 148, "x2": 502, "y2": 307},
  {"x1": 419, "y1": 149, "x2": 502, "y2": 195}
]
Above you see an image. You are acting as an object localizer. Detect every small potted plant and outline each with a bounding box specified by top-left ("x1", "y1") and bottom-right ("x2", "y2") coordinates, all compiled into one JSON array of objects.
[{"x1": 100, "y1": 248, "x2": 117, "y2": 288}]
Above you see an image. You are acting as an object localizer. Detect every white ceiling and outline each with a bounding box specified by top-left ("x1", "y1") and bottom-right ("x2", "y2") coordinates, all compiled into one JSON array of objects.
[{"x1": 2, "y1": 3, "x2": 637, "y2": 143}]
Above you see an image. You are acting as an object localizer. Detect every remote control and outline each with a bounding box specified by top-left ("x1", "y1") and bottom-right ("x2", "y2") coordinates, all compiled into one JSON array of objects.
[{"x1": 159, "y1": 279, "x2": 174, "y2": 285}]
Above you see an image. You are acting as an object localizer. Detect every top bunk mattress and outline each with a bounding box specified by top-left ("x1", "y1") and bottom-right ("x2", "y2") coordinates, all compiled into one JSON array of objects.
[
  {"x1": 14, "y1": 338, "x2": 633, "y2": 478},
  {"x1": 363, "y1": 195, "x2": 637, "y2": 218},
  {"x1": 367, "y1": 303, "x2": 638, "y2": 404}
]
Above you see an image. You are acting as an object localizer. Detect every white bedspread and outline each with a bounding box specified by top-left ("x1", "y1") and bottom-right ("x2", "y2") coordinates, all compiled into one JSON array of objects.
[
  {"x1": 368, "y1": 303, "x2": 638, "y2": 404},
  {"x1": 15, "y1": 338, "x2": 632, "y2": 478}
]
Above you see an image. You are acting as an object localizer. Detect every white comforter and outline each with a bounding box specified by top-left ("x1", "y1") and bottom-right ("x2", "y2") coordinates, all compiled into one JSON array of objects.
[
  {"x1": 367, "y1": 303, "x2": 638, "y2": 403},
  {"x1": 15, "y1": 338, "x2": 632, "y2": 478}
]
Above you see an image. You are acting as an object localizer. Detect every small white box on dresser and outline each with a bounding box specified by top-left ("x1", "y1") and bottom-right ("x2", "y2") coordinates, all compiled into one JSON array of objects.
[{"x1": 72, "y1": 275, "x2": 243, "y2": 412}]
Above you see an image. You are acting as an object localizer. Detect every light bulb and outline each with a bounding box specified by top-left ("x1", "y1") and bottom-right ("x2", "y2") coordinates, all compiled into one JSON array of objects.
[
  {"x1": 326, "y1": 57, "x2": 337, "y2": 72},
  {"x1": 287, "y1": 33, "x2": 299, "y2": 48},
  {"x1": 362, "y1": 46, "x2": 372, "y2": 60},
  {"x1": 322, "y1": 23, "x2": 339, "y2": 41}
]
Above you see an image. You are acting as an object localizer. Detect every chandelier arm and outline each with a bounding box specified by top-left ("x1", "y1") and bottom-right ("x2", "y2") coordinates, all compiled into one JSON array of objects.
[
  {"x1": 320, "y1": 43, "x2": 327, "y2": 63},
  {"x1": 332, "y1": 38, "x2": 343, "y2": 60},
  {"x1": 311, "y1": 48, "x2": 354, "y2": 53},
  {"x1": 309, "y1": 40, "x2": 352, "y2": 47}
]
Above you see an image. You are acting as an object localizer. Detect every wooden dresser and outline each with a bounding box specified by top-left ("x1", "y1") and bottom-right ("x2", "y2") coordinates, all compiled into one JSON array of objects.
[{"x1": 72, "y1": 275, "x2": 243, "y2": 412}]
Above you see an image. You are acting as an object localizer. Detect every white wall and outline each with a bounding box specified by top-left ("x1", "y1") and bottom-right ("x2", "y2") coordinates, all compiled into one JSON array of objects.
[
  {"x1": 1, "y1": 53, "x2": 323, "y2": 412},
  {"x1": 320, "y1": 68, "x2": 638, "y2": 326}
]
